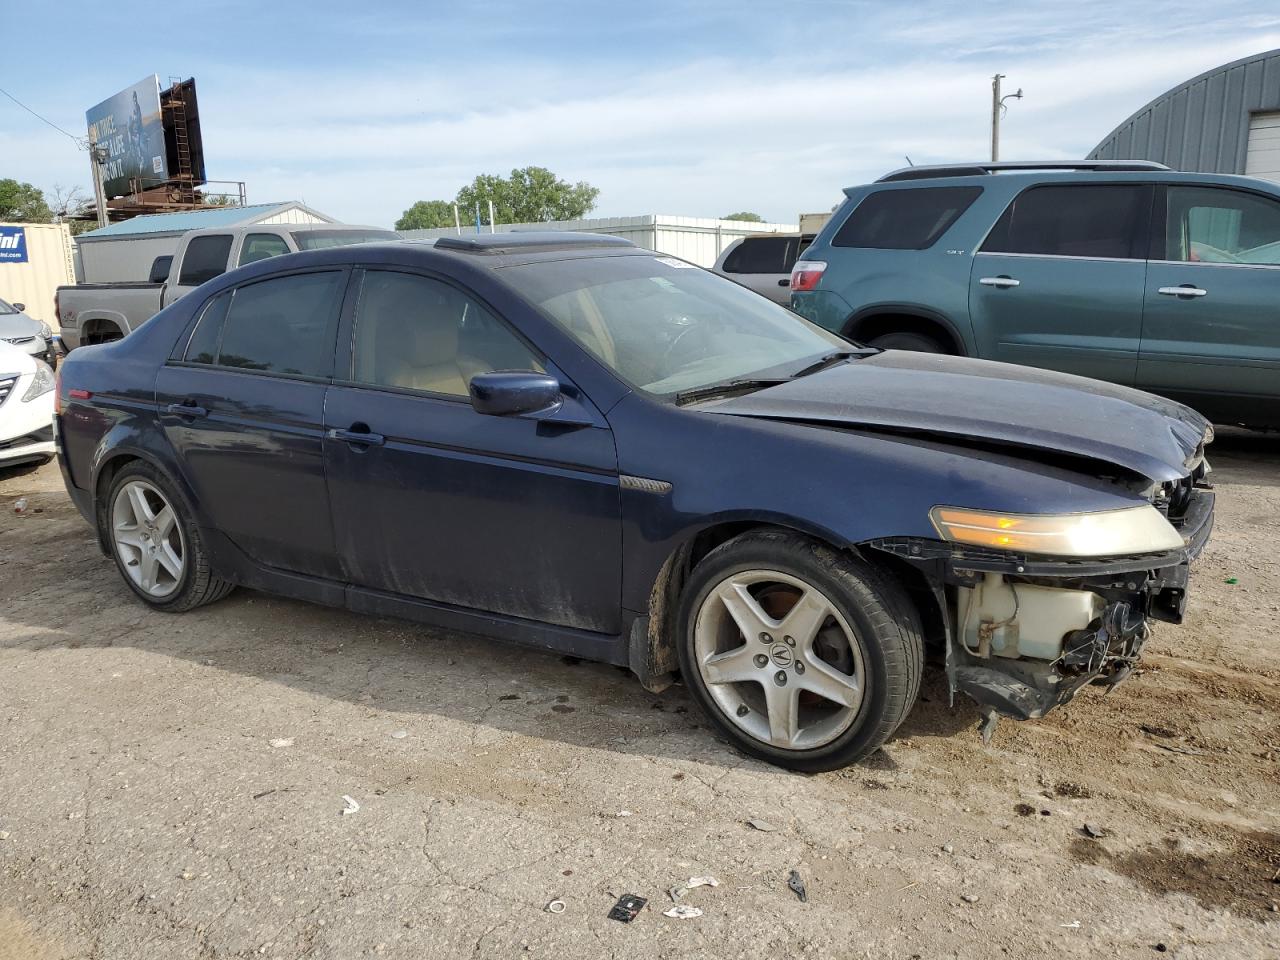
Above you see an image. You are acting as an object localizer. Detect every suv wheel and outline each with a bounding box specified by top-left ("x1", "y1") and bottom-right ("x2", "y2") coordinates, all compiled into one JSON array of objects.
[
  {"x1": 676, "y1": 530, "x2": 923, "y2": 772},
  {"x1": 867, "y1": 331, "x2": 946, "y2": 353},
  {"x1": 104, "y1": 462, "x2": 234, "y2": 611}
]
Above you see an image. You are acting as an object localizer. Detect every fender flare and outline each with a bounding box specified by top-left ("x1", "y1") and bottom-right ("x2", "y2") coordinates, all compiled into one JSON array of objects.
[
  {"x1": 843, "y1": 303, "x2": 969, "y2": 354},
  {"x1": 88, "y1": 424, "x2": 200, "y2": 551}
]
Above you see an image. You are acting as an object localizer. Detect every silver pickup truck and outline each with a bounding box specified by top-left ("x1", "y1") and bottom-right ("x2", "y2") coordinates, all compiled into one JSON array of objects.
[{"x1": 56, "y1": 223, "x2": 397, "y2": 348}]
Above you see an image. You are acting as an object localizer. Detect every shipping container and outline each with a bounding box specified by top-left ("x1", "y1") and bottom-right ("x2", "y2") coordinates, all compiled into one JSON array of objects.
[
  {"x1": 402, "y1": 214, "x2": 799, "y2": 268},
  {"x1": 0, "y1": 222, "x2": 75, "y2": 326}
]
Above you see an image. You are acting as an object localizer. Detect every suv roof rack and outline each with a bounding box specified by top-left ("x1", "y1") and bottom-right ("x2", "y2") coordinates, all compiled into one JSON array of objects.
[
  {"x1": 875, "y1": 160, "x2": 1171, "y2": 183},
  {"x1": 433, "y1": 231, "x2": 636, "y2": 254}
]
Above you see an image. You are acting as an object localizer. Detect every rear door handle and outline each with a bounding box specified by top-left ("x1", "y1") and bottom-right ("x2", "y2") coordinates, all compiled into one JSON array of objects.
[
  {"x1": 328, "y1": 427, "x2": 385, "y2": 446},
  {"x1": 979, "y1": 276, "x2": 1020, "y2": 288},
  {"x1": 1157, "y1": 285, "x2": 1208, "y2": 298},
  {"x1": 165, "y1": 402, "x2": 208, "y2": 419},
  {"x1": 778, "y1": 278, "x2": 791, "y2": 287}
]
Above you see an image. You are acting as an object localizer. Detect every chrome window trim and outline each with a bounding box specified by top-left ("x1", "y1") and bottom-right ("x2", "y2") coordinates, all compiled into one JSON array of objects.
[{"x1": 973, "y1": 250, "x2": 1145, "y2": 264}]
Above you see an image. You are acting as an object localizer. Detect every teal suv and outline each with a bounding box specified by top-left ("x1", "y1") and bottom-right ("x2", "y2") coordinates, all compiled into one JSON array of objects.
[{"x1": 791, "y1": 161, "x2": 1280, "y2": 428}]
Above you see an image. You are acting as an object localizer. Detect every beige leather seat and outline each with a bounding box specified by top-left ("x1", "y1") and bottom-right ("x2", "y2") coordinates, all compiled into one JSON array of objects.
[{"x1": 357, "y1": 276, "x2": 470, "y2": 396}]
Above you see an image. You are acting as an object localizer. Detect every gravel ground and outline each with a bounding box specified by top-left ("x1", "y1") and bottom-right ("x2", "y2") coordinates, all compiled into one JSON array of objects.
[{"x1": 0, "y1": 433, "x2": 1277, "y2": 960}]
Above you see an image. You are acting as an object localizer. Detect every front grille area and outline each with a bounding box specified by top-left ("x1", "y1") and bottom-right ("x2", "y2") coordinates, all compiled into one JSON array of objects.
[
  {"x1": 2, "y1": 336, "x2": 35, "y2": 346},
  {"x1": 0, "y1": 375, "x2": 17, "y2": 408}
]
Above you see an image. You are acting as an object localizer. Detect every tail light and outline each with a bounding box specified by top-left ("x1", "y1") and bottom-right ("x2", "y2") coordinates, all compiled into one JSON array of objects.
[{"x1": 790, "y1": 260, "x2": 827, "y2": 292}]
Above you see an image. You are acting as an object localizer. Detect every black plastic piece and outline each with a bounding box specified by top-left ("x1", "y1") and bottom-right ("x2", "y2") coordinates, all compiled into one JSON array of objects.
[{"x1": 607, "y1": 894, "x2": 646, "y2": 922}]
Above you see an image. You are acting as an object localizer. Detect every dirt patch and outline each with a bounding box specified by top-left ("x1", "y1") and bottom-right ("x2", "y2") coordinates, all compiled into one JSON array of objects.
[{"x1": 1070, "y1": 829, "x2": 1280, "y2": 920}]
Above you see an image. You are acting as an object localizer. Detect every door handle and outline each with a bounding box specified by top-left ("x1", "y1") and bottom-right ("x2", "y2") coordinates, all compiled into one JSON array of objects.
[
  {"x1": 1157, "y1": 285, "x2": 1208, "y2": 298},
  {"x1": 778, "y1": 278, "x2": 791, "y2": 287},
  {"x1": 979, "y1": 276, "x2": 1020, "y2": 288},
  {"x1": 165, "y1": 402, "x2": 208, "y2": 419},
  {"x1": 328, "y1": 427, "x2": 385, "y2": 447}
]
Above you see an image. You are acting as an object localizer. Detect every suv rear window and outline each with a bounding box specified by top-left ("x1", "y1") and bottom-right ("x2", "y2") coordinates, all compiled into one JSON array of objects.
[
  {"x1": 982, "y1": 184, "x2": 1151, "y2": 259},
  {"x1": 723, "y1": 236, "x2": 794, "y2": 274},
  {"x1": 178, "y1": 235, "x2": 234, "y2": 286},
  {"x1": 833, "y1": 186, "x2": 981, "y2": 250}
]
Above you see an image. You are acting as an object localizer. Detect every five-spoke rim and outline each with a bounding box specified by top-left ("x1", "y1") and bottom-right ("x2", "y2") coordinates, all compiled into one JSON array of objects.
[
  {"x1": 694, "y1": 569, "x2": 865, "y2": 750},
  {"x1": 111, "y1": 480, "x2": 184, "y2": 599}
]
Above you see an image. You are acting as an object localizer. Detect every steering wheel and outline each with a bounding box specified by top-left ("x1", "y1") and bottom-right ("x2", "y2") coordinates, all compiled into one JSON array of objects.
[{"x1": 661, "y1": 317, "x2": 703, "y2": 367}]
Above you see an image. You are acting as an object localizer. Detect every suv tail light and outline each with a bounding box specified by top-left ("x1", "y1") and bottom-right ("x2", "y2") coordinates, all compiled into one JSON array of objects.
[{"x1": 790, "y1": 260, "x2": 827, "y2": 292}]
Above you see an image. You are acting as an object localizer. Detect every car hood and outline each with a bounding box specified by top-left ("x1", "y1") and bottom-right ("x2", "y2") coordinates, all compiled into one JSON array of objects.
[
  {"x1": 0, "y1": 312, "x2": 40, "y2": 338},
  {"x1": 705, "y1": 351, "x2": 1211, "y2": 483}
]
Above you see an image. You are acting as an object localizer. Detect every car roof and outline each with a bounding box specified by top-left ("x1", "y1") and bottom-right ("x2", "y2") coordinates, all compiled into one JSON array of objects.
[{"x1": 851, "y1": 164, "x2": 1280, "y2": 196}]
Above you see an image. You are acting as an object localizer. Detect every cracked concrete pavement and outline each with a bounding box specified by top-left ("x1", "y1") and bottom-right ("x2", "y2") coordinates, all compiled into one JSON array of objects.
[{"x1": 1, "y1": 432, "x2": 1278, "y2": 959}]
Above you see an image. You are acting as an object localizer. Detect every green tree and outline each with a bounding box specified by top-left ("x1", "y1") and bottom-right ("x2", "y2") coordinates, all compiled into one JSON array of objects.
[
  {"x1": 723, "y1": 211, "x2": 764, "y2": 222},
  {"x1": 396, "y1": 199, "x2": 456, "y2": 230},
  {"x1": 455, "y1": 166, "x2": 599, "y2": 224},
  {"x1": 0, "y1": 179, "x2": 53, "y2": 223}
]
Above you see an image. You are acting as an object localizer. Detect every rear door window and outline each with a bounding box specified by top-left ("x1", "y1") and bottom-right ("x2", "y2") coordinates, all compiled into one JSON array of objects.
[
  {"x1": 185, "y1": 271, "x2": 345, "y2": 378},
  {"x1": 833, "y1": 186, "x2": 982, "y2": 249},
  {"x1": 723, "y1": 236, "x2": 793, "y2": 274},
  {"x1": 982, "y1": 184, "x2": 1151, "y2": 259},
  {"x1": 178, "y1": 235, "x2": 234, "y2": 285},
  {"x1": 1164, "y1": 186, "x2": 1280, "y2": 265},
  {"x1": 238, "y1": 233, "x2": 290, "y2": 266}
]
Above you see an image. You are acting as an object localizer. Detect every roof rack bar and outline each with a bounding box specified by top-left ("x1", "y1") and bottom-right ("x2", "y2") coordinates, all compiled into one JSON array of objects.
[{"x1": 875, "y1": 160, "x2": 1171, "y2": 183}]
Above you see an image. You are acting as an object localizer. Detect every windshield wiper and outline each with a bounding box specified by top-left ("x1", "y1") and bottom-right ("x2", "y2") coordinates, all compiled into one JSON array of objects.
[
  {"x1": 790, "y1": 350, "x2": 865, "y2": 378},
  {"x1": 674, "y1": 378, "x2": 790, "y2": 406}
]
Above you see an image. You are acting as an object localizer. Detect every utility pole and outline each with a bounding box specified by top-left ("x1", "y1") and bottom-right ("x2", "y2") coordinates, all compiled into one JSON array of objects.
[
  {"x1": 88, "y1": 132, "x2": 109, "y2": 228},
  {"x1": 990, "y1": 74, "x2": 1023, "y2": 162}
]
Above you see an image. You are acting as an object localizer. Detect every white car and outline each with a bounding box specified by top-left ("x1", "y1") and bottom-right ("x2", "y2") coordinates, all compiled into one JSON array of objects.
[
  {"x1": 711, "y1": 233, "x2": 815, "y2": 305},
  {"x1": 0, "y1": 341, "x2": 55, "y2": 469}
]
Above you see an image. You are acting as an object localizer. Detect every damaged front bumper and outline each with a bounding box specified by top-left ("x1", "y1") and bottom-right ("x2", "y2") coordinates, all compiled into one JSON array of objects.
[{"x1": 870, "y1": 486, "x2": 1214, "y2": 728}]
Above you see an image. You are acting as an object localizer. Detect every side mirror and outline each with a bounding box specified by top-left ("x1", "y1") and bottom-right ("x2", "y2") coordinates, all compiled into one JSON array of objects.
[
  {"x1": 469, "y1": 370, "x2": 562, "y2": 417},
  {"x1": 12, "y1": 303, "x2": 25, "y2": 312}
]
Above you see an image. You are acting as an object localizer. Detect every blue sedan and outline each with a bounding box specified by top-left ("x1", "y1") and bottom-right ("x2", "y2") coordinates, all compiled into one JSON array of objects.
[{"x1": 56, "y1": 233, "x2": 1214, "y2": 770}]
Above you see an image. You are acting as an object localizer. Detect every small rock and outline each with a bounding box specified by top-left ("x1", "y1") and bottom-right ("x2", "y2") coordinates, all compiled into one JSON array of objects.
[
  {"x1": 0, "y1": 831, "x2": 10, "y2": 841},
  {"x1": 942, "y1": 844, "x2": 955, "y2": 854},
  {"x1": 390, "y1": 730, "x2": 408, "y2": 740},
  {"x1": 268, "y1": 738, "x2": 294, "y2": 749},
  {"x1": 1083, "y1": 823, "x2": 1104, "y2": 838},
  {"x1": 961, "y1": 894, "x2": 979, "y2": 904},
  {"x1": 747, "y1": 819, "x2": 778, "y2": 832},
  {"x1": 616, "y1": 810, "x2": 632, "y2": 818}
]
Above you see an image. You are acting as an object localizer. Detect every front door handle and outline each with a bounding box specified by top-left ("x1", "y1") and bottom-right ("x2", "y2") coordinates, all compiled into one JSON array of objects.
[
  {"x1": 328, "y1": 426, "x2": 385, "y2": 447},
  {"x1": 979, "y1": 276, "x2": 1020, "y2": 288},
  {"x1": 165, "y1": 402, "x2": 208, "y2": 419},
  {"x1": 1157, "y1": 285, "x2": 1208, "y2": 298}
]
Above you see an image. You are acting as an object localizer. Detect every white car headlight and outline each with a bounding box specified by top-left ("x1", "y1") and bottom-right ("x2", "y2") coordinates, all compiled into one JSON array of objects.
[
  {"x1": 930, "y1": 504, "x2": 1184, "y2": 557},
  {"x1": 21, "y1": 360, "x2": 54, "y2": 403},
  {"x1": 38, "y1": 321, "x2": 52, "y2": 340}
]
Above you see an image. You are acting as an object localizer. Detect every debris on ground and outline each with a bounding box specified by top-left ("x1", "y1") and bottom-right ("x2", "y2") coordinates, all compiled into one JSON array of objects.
[
  {"x1": 1014, "y1": 802, "x2": 1036, "y2": 816},
  {"x1": 544, "y1": 900, "x2": 565, "y2": 914},
  {"x1": 961, "y1": 893, "x2": 980, "y2": 904},
  {"x1": 1061, "y1": 920, "x2": 1081, "y2": 929},
  {"x1": 616, "y1": 810, "x2": 632, "y2": 818},
  {"x1": 12, "y1": 498, "x2": 27, "y2": 514},
  {"x1": 662, "y1": 905, "x2": 703, "y2": 919},
  {"x1": 746, "y1": 819, "x2": 777, "y2": 832},
  {"x1": 942, "y1": 843, "x2": 955, "y2": 854},
  {"x1": 1082, "y1": 823, "x2": 1105, "y2": 839},
  {"x1": 607, "y1": 894, "x2": 646, "y2": 923},
  {"x1": 390, "y1": 730, "x2": 408, "y2": 740},
  {"x1": 668, "y1": 885, "x2": 686, "y2": 902},
  {"x1": 268, "y1": 737, "x2": 294, "y2": 749},
  {"x1": 0, "y1": 831, "x2": 10, "y2": 841},
  {"x1": 251, "y1": 789, "x2": 277, "y2": 800},
  {"x1": 1224, "y1": 577, "x2": 1239, "y2": 585},
  {"x1": 686, "y1": 876, "x2": 718, "y2": 889},
  {"x1": 787, "y1": 870, "x2": 807, "y2": 903},
  {"x1": 340, "y1": 795, "x2": 360, "y2": 816}
]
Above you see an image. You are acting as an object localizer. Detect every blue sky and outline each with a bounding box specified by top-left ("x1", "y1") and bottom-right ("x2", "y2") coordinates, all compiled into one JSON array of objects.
[{"x1": 3, "y1": 1, "x2": 1279, "y2": 226}]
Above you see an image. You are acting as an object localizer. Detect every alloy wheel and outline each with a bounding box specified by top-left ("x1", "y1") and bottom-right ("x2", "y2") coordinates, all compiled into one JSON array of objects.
[
  {"x1": 111, "y1": 479, "x2": 185, "y2": 599},
  {"x1": 693, "y1": 569, "x2": 866, "y2": 750}
]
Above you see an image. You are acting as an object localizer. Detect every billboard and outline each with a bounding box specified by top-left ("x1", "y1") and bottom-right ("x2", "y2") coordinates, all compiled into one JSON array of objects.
[
  {"x1": 0, "y1": 226, "x2": 28, "y2": 263},
  {"x1": 86, "y1": 76, "x2": 168, "y2": 199}
]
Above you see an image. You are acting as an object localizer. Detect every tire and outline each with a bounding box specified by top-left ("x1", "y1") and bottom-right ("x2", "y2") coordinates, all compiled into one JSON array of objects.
[
  {"x1": 867, "y1": 331, "x2": 946, "y2": 354},
  {"x1": 102, "y1": 461, "x2": 234, "y2": 612},
  {"x1": 676, "y1": 529, "x2": 923, "y2": 772}
]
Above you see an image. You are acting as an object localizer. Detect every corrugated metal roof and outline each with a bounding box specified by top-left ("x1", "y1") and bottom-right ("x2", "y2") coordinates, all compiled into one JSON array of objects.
[
  {"x1": 78, "y1": 202, "x2": 325, "y2": 240},
  {"x1": 1089, "y1": 49, "x2": 1280, "y2": 174}
]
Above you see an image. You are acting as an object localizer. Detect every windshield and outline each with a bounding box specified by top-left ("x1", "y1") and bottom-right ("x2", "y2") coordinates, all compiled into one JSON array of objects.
[
  {"x1": 291, "y1": 229, "x2": 400, "y2": 251},
  {"x1": 0, "y1": 299, "x2": 17, "y2": 315},
  {"x1": 500, "y1": 254, "x2": 848, "y2": 396}
]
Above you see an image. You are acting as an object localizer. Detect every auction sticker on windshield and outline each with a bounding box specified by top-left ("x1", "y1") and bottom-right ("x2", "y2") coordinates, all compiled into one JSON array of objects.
[{"x1": 655, "y1": 256, "x2": 696, "y2": 268}]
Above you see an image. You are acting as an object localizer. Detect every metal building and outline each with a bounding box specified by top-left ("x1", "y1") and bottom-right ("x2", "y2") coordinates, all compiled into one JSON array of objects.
[
  {"x1": 402, "y1": 214, "x2": 799, "y2": 268},
  {"x1": 1089, "y1": 48, "x2": 1280, "y2": 181},
  {"x1": 74, "y1": 201, "x2": 335, "y2": 283}
]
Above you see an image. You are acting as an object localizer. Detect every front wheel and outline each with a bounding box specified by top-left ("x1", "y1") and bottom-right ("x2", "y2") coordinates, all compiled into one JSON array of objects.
[
  {"x1": 104, "y1": 461, "x2": 234, "y2": 611},
  {"x1": 867, "y1": 331, "x2": 946, "y2": 354},
  {"x1": 676, "y1": 530, "x2": 923, "y2": 772}
]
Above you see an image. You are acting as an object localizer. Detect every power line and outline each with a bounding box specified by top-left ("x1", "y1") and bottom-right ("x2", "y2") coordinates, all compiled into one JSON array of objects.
[{"x1": 0, "y1": 85, "x2": 86, "y2": 148}]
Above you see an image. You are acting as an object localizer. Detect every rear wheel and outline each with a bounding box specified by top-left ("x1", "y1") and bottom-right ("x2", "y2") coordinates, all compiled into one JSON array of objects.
[
  {"x1": 867, "y1": 331, "x2": 946, "y2": 353},
  {"x1": 676, "y1": 530, "x2": 923, "y2": 772},
  {"x1": 104, "y1": 462, "x2": 234, "y2": 611}
]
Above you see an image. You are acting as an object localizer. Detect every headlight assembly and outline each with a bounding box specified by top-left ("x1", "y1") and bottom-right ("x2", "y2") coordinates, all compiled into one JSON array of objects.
[
  {"x1": 38, "y1": 321, "x2": 52, "y2": 340},
  {"x1": 21, "y1": 360, "x2": 54, "y2": 402},
  {"x1": 929, "y1": 504, "x2": 1184, "y2": 558}
]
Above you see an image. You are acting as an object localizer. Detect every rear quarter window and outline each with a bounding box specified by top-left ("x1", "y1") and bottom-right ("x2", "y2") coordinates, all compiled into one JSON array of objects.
[
  {"x1": 723, "y1": 236, "x2": 794, "y2": 274},
  {"x1": 178, "y1": 235, "x2": 234, "y2": 286},
  {"x1": 833, "y1": 186, "x2": 982, "y2": 250}
]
